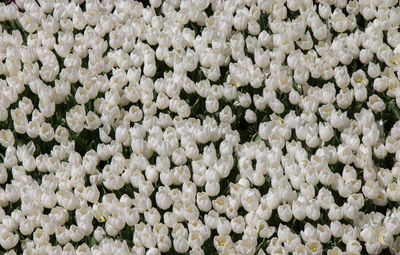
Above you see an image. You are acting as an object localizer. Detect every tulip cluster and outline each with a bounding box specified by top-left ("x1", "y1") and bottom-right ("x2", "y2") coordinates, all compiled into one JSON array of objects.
[{"x1": 1, "y1": 0, "x2": 400, "y2": 254}]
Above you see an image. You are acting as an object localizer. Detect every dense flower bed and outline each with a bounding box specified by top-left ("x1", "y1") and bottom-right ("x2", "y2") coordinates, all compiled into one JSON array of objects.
[{"x1": 1, "y1": 0, "x2": 400, "y2": 254}]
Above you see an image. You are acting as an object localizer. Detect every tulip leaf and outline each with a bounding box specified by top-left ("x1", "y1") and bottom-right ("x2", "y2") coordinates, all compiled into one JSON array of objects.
[{"x1": 392, "y1": 106, "x2": 400, "y2": 120}]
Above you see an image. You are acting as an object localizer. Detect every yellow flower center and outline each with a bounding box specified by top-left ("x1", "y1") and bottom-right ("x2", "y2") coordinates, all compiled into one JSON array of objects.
[
  {"x1": 355, "y1": 78, "x2": 365, "y2": 84},
  {"x1": 258, "y1": 224, "x2": 264, "y2": 234},
  {"x1": 361, "y1": 155, "x2": 366, "y2": 162},
  {"x1": 99, "y1": 215, "x2": 107, "y2": 222},
  {"x1": 229, "y1": 80, "x2": 239, "y2": 88}
]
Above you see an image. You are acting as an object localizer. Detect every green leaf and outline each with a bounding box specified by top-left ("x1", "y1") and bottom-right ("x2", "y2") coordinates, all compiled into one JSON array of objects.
[{"x1": 392, "y1": 107, "x2": 400, "y2": 120}]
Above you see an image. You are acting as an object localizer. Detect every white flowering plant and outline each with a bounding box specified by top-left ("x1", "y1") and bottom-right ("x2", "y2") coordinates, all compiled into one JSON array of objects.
[{"x1": 1, "y1": 0, "x2": 400, "y2": 254}]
